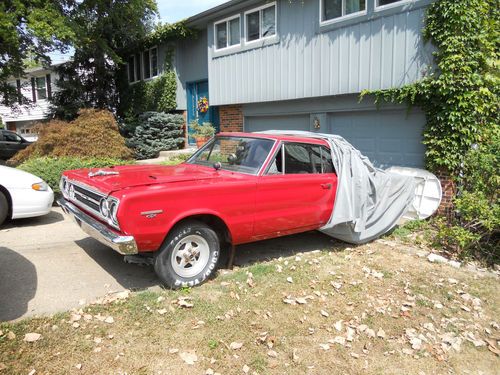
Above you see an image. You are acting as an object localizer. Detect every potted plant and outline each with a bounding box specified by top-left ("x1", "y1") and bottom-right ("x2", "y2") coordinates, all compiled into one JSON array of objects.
[{"x1": 191, "y1": 121, "x2": 215, "y2": 148}]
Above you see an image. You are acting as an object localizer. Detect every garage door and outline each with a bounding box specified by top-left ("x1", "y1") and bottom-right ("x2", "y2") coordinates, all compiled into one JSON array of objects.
[
  {"x1": 329, "y1": 110, "x2": 426, "y2": 168},
  {"x1": 245, "y1": 109, "x2": 425, "y2": 169},
  {"x1": 245, "y1": 115, "x2": 309, "y2": 133}
]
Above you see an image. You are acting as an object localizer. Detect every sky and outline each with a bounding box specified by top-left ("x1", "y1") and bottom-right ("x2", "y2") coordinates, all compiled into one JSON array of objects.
[{"x1": 157, "y1": 0, "x2": 229, "y2": 23}]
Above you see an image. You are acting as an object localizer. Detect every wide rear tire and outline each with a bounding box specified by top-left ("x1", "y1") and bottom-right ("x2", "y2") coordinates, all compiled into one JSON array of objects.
[
  {"x1": 0, "y1": 191, "x2": 8, "y2": 226},
  {"x1": 154, "y1": 220, "x2": 220, "y2": 289}
]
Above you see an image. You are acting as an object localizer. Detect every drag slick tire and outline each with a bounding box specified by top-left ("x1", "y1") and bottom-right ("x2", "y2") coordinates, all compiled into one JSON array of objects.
[{"x1": 154, "y1": 220, "x2": 220, "y2": 289}]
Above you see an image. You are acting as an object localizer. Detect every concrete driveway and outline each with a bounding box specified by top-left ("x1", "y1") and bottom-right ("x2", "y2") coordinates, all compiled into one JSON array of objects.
[{"x1": 0, "y1": 208, "x2": 336, "y2": 322}]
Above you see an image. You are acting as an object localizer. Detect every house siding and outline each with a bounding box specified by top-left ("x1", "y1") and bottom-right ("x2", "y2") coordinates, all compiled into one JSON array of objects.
[
  {"x1": 207, "y1": 0, "x2": 433, "y2": 106},
  {"x1": 174, "y1": 30, "x2": 209, "y2": 110}
]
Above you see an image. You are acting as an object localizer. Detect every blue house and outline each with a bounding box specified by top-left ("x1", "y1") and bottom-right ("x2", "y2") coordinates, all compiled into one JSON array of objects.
[{"x1": 129, "y1": 0, "x2": 434, "y2": 168}]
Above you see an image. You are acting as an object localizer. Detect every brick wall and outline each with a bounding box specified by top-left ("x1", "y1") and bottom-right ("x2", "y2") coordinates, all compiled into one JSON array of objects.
[
  {"x1": 219, "y1": 105, "x2": 243, "y2": 132},
  {"x1": 436, "y1": 170, "x2": 456, "y2": 217}
]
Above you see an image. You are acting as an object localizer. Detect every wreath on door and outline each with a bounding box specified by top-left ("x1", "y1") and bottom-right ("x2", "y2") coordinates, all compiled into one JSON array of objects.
[{"x1": 197, "y1": 97, "x2": 209, "y2": 113}]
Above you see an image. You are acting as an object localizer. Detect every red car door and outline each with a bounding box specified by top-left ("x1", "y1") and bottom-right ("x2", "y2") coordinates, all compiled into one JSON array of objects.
[{"x1": 253, "y1": 142, "x2": 337, "y2": 238}]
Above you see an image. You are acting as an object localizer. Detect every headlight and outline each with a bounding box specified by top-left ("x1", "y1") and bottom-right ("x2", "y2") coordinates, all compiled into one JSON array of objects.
[
  {"x1": 100, "y1": 197, "x2": 120, "y2": 228},
  {"x1": 32, "y1": 181, "x2": 48, "y2": 191},
  {"x1": 100, "y1": 199, "x2": 110, "y2": 217}
]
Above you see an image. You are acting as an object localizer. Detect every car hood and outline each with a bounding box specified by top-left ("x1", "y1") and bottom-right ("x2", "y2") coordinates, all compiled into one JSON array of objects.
[{"x1": 64, "y1": 163, "x2": 221, "y2": 195}]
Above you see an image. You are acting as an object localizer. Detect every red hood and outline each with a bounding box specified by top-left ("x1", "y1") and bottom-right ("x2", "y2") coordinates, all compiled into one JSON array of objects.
[{"x1": 64, "y1": 163, "x2": 219, "y2": 195}]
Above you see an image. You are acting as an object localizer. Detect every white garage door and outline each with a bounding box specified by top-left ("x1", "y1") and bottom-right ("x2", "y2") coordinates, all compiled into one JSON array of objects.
[
  {"x1": 245, "y1": 109, "x2": 426, "y2": 169},
  {"x1": 329, "y1": 109, "x2": 426, "y2": 168}
]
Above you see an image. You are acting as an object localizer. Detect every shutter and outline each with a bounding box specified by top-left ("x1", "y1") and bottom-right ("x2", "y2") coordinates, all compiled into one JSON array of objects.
[
  {"x1": 46, "y1": 74, "x2": 52, "y2": 99},
  {"x1": 16, "y1": 79, "x2": 21, "y2": 104},
  {"x1": 31, "y1": 77, "x2": 36, "y2": 102}
]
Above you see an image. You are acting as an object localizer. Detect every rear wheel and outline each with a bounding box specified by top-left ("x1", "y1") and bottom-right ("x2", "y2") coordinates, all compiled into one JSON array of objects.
[
  {"x1": 154, "y1": 220, "x2": 220, "y2": 289},
  {"x1": 0, "y1": 191, "x2": 8, "y2": 226}
]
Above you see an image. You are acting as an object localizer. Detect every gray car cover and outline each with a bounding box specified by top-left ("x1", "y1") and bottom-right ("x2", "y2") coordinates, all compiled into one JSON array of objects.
[{"x1": 258, "y1": 130, "x2": 416, "y2": 244}]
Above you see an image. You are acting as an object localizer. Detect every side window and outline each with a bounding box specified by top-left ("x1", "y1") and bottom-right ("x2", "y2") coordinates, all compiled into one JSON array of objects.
[
  {"x1": 284, "y1": 143, "x2": 322, "y2": 174},
  {"x1": 320, "y1": 146, "x2": 335, "y2": 173},
  {"x1": 4, "y1": 131, "x2": 21, "y2": 143}
]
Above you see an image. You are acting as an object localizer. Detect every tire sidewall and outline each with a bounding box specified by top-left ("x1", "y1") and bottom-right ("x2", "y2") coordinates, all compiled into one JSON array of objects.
[
  {"x1": 155, "y1": 222, "x2": 220, "y2": 289},
  {"x1": 0, "y1": 192, "x2": 8, "y2": 226}
]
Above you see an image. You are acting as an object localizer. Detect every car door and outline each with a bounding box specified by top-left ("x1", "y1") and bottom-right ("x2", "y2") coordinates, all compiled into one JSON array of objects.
[
  {"x1": 253, "y1": 141, "x2": 337, "y2": 238},
  {"x1": 1, "y1": 131, "x2": 25, "y2": 159}
]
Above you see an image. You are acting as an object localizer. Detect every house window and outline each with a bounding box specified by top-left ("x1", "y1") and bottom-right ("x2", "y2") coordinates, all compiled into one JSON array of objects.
[
  {"x1": 378, "y1": 0, "x2": 404, "y2": 6},
  {"x1": 215, "y1": 16, "x2": 241, "y2": 50},
  {"x1": 128, "y1": 56, "x2": 136, "y2": 82},
  {"x1": 135, "y1": 53, "x2": 141, "y2": 81},
  {"x1": 35, "y1": 77, "x2": 47, "y2": 100},
  {"x1": 245, "y1": 2, "x2": 277, "y2": 43},
  {"x1": 142, "y1": 47, "x2": 158, "y2": 80},
  {"x1": 143, "y1": 50, "x2": 151, "y2": 79},
  {"x1": 151, "y1": 47, "x2": 158, "y2": 77},
  {"x1": 322, "y1": 0, "x2": 366, "y2": 22}
]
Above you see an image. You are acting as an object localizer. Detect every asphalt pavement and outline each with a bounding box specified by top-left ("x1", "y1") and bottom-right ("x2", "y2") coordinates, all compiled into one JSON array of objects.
[{"x1": 0, "y1": 207, "x2": 336, "y2": 321}]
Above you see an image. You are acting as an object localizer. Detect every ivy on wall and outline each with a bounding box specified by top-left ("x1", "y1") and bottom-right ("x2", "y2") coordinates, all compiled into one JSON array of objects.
[{"x1": 362, "y1": 0, "x2": 499, "y2": 175}]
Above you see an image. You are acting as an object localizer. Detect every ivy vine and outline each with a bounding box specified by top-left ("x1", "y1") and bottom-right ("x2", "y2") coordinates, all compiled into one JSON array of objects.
[{"x1": 362, "y1": 0, "x2": 499, "y2": 175}]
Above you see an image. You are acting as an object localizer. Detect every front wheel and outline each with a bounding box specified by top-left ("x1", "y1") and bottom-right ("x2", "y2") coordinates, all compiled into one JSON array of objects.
[
  {"x1": 0, "y1": 191, "x2": 8, "y2": 226},
  {"x1": 154, "y1": 220, "x2": 220, "y2": 289}
]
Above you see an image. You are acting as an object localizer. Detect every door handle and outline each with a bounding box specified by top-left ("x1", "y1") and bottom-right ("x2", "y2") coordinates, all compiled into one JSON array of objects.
[{"x1": 321, "y1": 183, "x2": 332, "y2": 190}]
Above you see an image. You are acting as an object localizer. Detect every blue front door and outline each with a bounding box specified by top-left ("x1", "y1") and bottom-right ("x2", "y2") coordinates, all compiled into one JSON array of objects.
[{"x1": 187, "y1": 80, "x2": 219, "y2": 145}]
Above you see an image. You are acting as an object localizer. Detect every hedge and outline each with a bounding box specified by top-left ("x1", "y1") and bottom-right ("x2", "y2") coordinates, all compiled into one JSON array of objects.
[{"x1": 18, "y1": 157, "x2": 133, "y2": 194}]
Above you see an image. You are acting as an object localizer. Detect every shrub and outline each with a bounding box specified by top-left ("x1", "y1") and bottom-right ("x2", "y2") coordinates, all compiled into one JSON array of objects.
[
  {"x1": 10, "y1": 109, "x2": 134, "y2": 165},
  {"x1": 18, "y1": 157, "x2": 132, "y2": 194},
  {"x1": 435, "y1": 129, "x2": 499, "y2": 263},
  {"x1": 127, "y1": 112, "x2": 185, "y2": 160}
]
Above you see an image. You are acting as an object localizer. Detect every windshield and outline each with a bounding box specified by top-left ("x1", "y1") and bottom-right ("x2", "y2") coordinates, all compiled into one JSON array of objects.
[{"x1": 188, "y1": 136, "x2": 275, "y2": 175}]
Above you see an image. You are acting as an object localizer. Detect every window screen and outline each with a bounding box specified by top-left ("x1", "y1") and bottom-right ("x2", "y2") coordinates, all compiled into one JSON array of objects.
[
  {"x1": 246, "y1": 11, "x2": 260, "y2": 41},
  {"x1": 229, "y1": 18, "x2": 240, "y2": 46},
  {"x1": 35, "y1": 77, "x2": 46, "y2": 100},
  {"x1": 216, "y1": 22, "x2": 227, "y2": 49}
]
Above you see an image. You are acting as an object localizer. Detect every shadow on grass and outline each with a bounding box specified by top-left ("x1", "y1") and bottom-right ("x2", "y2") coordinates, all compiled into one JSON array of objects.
[{"x1": 233, "y1": 231, "x2": 346, "y2": 267}]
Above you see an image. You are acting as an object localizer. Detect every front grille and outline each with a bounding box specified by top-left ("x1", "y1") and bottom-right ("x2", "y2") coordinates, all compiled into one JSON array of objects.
[{"x1": 70, "y1": 182, "x2": 104, "y2": 217}]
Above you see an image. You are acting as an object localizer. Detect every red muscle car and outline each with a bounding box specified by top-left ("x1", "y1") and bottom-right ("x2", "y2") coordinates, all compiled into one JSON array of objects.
[{"x1": 58, "y1": 133, "x2": 338, "y2": 288}]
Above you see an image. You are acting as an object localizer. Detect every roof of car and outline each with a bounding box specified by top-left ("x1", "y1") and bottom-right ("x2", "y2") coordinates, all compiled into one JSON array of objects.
[{"x1": 217, "y1": 132, "x2": 330, "y2": 146}]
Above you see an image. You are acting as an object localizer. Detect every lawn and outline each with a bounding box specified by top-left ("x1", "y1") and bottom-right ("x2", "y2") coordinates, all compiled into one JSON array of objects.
[{"x1": 0, "y1": 237, "x2": 498, "y2": 374}]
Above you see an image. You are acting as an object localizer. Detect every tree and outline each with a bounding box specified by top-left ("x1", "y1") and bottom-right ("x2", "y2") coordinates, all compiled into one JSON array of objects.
[
  {"x1": 49, "y1": 0, "x2": 158, "y2": 120},
  {"x1": 0, "y1": 0, "x2": 75, "y2": 107}
]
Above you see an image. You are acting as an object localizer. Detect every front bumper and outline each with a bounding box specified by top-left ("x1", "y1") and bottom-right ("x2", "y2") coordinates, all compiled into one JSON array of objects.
[{"x1": 57, "y1": 197, "x2": 138, "y2": 255}]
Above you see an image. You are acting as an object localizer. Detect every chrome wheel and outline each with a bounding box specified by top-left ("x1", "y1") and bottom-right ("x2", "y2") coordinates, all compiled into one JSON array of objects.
[{"x1": 170, "y1": 234, "x2": 210, "y2": 278}]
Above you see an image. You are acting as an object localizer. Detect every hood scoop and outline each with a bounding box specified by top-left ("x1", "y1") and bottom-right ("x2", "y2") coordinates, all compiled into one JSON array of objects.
[{"x1": 88, "y1": 169, "x2": 120, "y2": 178}]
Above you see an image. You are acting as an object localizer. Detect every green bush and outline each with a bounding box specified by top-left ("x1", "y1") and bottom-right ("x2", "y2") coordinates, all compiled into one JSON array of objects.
[
  {"x1": 436, "y1": 130, "x2": 499, "y2": 262},
  {"x1": 18, "y1": 157, "x2": 132, "y2": 194},
  {"x1": 127, "y1": 112, "x2": 185, "y2": 160}
]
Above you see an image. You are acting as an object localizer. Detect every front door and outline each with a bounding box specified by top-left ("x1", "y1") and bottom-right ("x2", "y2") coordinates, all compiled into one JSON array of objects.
[
  {"x1": 253, "y1": 142, "x2": 337, "y2": 238},
  {"x1": 187, "y1": 80, "x2": 219, "y2": 145}
]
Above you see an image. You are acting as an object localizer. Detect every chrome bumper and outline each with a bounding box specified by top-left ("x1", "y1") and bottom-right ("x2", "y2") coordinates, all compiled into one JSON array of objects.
[{"x1": 57, "y1": 197, "x2": 138, "y2": 255}]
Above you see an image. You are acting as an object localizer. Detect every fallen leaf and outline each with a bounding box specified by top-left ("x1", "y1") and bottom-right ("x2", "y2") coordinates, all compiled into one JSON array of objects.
[
  {"x1": 75, "y1": 364, "x2": 82, "y2": 370},
  {"x1": 319, "y1": 344, "x2": 330, "y2": 351},
  {"x1": 295, "y1": 297, "x2": 307, "y2": 305},
  {"x1": 242, "y1": 364, "x2": 250, "y2": 373},
  {"x1": 377, "y1": 328, "x2": 386, "y2": 339},
  {"x1": 104, "y1": 316, "x2": 114, "y2": 324},
  {"x1": 287, "y1": 277, "x2": 293, "y2": 283},
  {"x1": 168, "y1": 348, "x2": 179, "y2": 354},
  {"x1": 334, "y1": 320, "x2": 343, "y2": 332},
  {"x1": 179, "y1": 351, "x2": 198, "y2": 365},
  {"x1": 330, "y1": 336, "x2": 346, "y2": 346},
  {"x1": 320, "y1": 310, "x2": 329, "y2": 318},
  {"x1": 267, "y1": 349, "x2": 278, "y2": 357},
  {"x1": 157, "y1": 309, "x2": 168, "y2": 315},
  {"x1": 230, "y1": 342, "x2": 244, "y2": 350},
  {"x1": 350, "y1": 352, "x2": 360, "y2": 359},
  {"x1": 23, "y1": 333, "x2": 41, "y2": 343},
  {"x1": 178, "y1": 299, "x2": 194, "y2": 308},
  {"x1": 7, "y1": 332, "x2": 15, "y2": 340}
]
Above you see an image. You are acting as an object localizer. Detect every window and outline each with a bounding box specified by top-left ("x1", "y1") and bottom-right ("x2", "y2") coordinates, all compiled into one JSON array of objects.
[
  {"x1": 215, "y1": 16, "x2": 241, "y2": 50},
  {"x1": 322, "y1": 0, "x2": 366, "y2": 22},
  {"x1": 127, "y1": 56, "x2": 135, "y2": 82},
  {"x1": 135, "y1": 53, "x2": 141, "y2": 81},
  {"x1": 245, "y1": 2, "x2": 276, "y2": 43},
  {"x1": 377, "y1": 0, "x2": 405, "y2": 6},
  {"x1": 143, "y1": 50, "x2": 151, "y2": 79},
  {"x1": 35, "y1": 77, "x2": 47, "y2": 100},
  {"x1": 267, "y1": 143, "x2": 335, "y2": 175},
  {"x1": 2, "y1": 131, "x2": 22, "y2": 143},
  {"x1": 150, "y1": 47, "x2": 158, "y2": 77},
  {"x1": 189, "y1": 136, "x2": 275, "y2": 175}
]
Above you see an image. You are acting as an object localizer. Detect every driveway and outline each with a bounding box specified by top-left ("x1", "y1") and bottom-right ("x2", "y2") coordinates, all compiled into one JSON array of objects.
[{"x1": 0, "y1": 208, "x2": 336, "y2": 321}]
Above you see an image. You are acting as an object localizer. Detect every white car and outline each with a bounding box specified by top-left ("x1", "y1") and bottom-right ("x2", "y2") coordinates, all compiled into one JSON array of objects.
[{"x1": 0, "y1": 166, "x2": 54, "y2": 225}]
